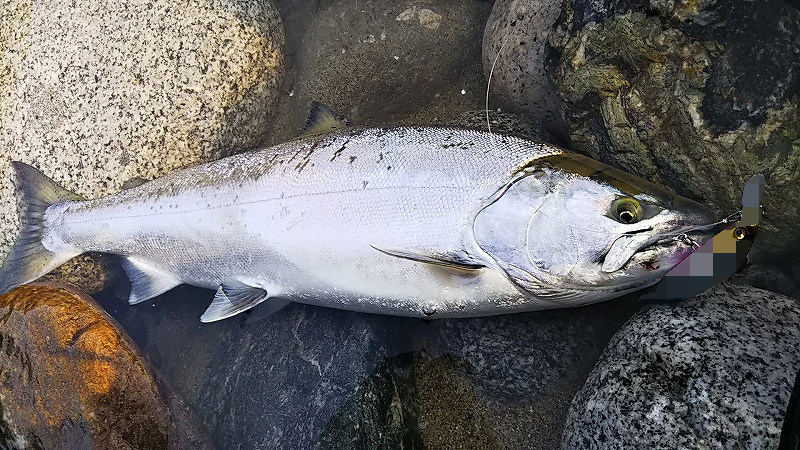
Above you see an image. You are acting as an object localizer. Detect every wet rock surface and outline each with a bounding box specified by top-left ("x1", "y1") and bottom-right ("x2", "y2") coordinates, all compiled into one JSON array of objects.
[
  {"x1": 562, "y1": 284, "x2": 800, "y2": 449},
  {"x1": 548, "y1": 0, "x2": 800, "y2": 265},
  {"x1": 38, "y1": 253, "x2": 119, "y2": 296},
  {"x1": 97, "y1": 282, "x2": 643, "y2": 450},
  {"x1": 0, "y1": 0, "x2": 285, "y2": 259},
  {"x1": 0, "y1": 0, "x2": 795, "y2": 449},
  {"x1": 263, "y1": 0, "x2": 492, "y2": 145},
  {"x1": 0, "y1": 284, "x2": 212, "y2": 449},
  {"x1": 482, "y1": 0, "x2": 568, "y2": 140},
  {"x1": 729, "y1": 263, "x2": 800, "y2": 301}
]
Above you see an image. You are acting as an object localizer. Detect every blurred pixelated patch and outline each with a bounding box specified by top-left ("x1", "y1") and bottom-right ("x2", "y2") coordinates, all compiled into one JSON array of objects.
[{"x1": 639, "y1": 174, "x2": 765, "y2": 302}]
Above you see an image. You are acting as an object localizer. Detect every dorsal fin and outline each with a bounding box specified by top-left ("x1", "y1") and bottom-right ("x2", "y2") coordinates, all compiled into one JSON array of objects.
[{"x1": 299, "y1": 101, "x2": 352, "y2": 137}]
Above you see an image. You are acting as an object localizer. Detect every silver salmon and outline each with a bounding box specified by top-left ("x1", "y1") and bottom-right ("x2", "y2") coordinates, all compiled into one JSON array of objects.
[{"x1": 0, "y1": 126, "x2": 717, "y2": 322}]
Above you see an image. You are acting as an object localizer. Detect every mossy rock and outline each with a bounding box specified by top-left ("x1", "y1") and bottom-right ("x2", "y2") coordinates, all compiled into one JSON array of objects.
[{"x1": 549, "y1": 0, "x2": 800, "y2": 265}]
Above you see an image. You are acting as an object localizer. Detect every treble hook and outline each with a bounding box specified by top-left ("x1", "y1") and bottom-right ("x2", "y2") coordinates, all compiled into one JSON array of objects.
[{"x1": 673, "y1": 233, "x2": 700, "y2": 250}]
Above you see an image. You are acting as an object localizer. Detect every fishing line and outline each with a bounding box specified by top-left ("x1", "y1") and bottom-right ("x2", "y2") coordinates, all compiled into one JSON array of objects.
[{"x1": 485, "y1": 32, "x2": 514, "y2": 145}]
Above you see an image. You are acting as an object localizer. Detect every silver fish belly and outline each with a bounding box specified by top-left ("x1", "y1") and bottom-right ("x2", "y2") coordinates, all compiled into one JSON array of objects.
[{"x1": 0, "y1": 127, "x2": 717, "y2": 322}]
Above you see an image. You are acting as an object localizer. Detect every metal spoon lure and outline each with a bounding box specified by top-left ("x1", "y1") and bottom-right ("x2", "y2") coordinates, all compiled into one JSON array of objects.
[{"x1": 638, "y1": 173, "x2": 766, "y2": 302}]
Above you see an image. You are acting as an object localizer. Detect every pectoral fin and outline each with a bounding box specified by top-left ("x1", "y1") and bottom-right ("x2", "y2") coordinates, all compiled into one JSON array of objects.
[
  {"x1": 370, "y1": 246, "x2": 484, "y2": 273},
  {"x1": 121, "y1": 256, "x2": 181, "y2": 304},
  {"x1": 200, "y1": 281, "x2": 270, "y2": 323}
]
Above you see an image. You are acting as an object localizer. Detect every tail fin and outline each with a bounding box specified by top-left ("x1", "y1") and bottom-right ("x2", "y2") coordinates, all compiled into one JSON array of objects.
[{"x1": 0, "y1": 162, "x2": 84, "y2": 293}]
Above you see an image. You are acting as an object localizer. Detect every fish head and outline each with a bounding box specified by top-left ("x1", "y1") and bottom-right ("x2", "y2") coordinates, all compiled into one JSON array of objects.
[{"x1": 473, "y1": 153, "x2": 718, "y2": 304}]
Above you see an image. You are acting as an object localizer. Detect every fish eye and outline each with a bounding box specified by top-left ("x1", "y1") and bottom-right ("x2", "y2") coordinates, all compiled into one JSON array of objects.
[
  {"x1": 611, "y1": 198, "x2": 642, "y2": 224},
  {"x1": 732, "y1": 227, "x2": 747, "y2": 240}
]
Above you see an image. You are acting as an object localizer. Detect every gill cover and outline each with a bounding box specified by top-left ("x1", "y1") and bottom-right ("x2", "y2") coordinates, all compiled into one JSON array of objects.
[
  {"x1": 473, "y1": 169, "x2": 619, "y2": 304},
  {"x1": 473, "y1": 169, "x2": 551, "y2": 287}
]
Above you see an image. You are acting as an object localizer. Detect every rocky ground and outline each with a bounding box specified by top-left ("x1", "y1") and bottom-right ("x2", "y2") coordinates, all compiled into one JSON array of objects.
[{"x1": 0, "y1": 0, "x2": 798, "y2": 448}]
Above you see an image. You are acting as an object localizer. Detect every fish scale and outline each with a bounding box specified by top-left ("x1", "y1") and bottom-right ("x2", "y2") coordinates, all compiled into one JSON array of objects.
[{"x1": 0, "y1": 126, "x2": 717, "y2": 322}]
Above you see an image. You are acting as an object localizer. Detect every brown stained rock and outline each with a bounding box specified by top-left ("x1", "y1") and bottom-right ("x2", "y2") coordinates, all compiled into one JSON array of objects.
[
  {"x1": 414, "y1": 357, "x2": 498, "y2": 450},
  {"x1": 38, "y1": 253, "x2": 119, "y2": 295},
  {"x1": 0, "y1": 284, "x2": 212, "y2": 450}
]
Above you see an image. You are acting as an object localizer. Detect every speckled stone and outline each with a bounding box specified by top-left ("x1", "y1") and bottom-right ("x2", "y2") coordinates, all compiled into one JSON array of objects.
[
  {"x1": 0, "y1": 0, "x2": 285, "y2": 260},
  {"x1": 482, "y1": 0, "x2": 567, "y2": 140},
  {"x1": 262, "y1": 0, "x2": 491, "y2": 145},
  {"x1": 562, "y1": 284, "x2": 800, "y2": 449},
  {"x1": 0, "y1": 284, "x2": 212, "y2": 449}
]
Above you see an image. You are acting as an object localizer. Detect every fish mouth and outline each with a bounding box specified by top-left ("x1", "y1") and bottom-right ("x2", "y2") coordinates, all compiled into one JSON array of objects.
[{"x1": 600, "y1": 222, "x2": 723, "y2": 273}]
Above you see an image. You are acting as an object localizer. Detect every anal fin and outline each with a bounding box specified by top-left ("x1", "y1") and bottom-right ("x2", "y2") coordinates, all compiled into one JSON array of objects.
[
  {"x1": 121, "y1": 256, "x2": 181, "y2": 304},
  {"x1": 201, "y1": 281, "x2": 270, "y2": 323}
]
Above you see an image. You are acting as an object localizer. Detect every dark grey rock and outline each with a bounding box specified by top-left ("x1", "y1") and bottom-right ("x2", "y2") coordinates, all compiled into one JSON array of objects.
[
  {"x1": 319, "y1": 353, "x2": 425, "y2": 450},
  {"x1": 482, "y1": 0, "x2": 568, "y2": 141},
  {"x1": 417, "y1": 298, "x2": 641, "y2": 450},
  {"x1": 101, "y1": 285, "x2": 420, "y2": 449},
  {"x1": 263, "y1": 0, "x2": 492, "y2": 145},
  {"x1": 562, "y1": 284, "x2": 800, "y2": 449},
  {"x1": 729, "y1": 263, "x2": 800, "y2": 301},
  {"x1": 97, "y1": 281, "x2": 643, "y2": 450},
  {"x1": 548, "y1": 0, "x2": 800, "y2": 269}
]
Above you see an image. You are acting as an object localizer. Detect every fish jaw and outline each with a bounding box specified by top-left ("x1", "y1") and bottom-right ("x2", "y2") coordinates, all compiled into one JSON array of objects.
[{"x1": 601, "y1": 202, "x2": 719, "y2": 273}]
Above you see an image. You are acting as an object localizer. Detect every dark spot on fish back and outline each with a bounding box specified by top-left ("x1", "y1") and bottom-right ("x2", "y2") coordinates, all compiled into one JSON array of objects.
[
  {"x1": 330, "y1": 140, "x2": 349, "y2": 161},
  {"x1": 295, "y1": 159, "x2": 311, "y2": 173},
  {"x1": 348, "y1": 155, "x2": 356, "y2": 164}
]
